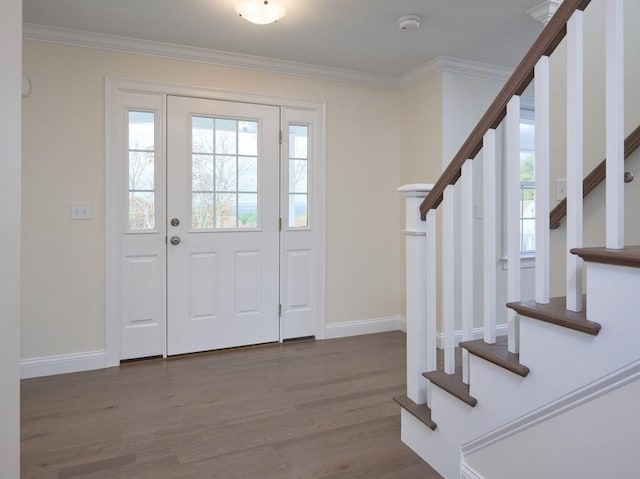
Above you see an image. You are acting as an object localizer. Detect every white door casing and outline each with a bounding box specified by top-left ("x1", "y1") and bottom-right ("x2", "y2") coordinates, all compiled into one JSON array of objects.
[
  {"x1": 105, "y1": 78, "x2": 326, "y2": 366},
  {"x1": 166, "y1": 96, "x2": 280, "y2": 355}
]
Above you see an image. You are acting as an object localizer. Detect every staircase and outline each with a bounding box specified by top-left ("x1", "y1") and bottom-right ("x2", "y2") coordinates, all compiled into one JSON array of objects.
[{"x1": 395, "y1": 1, "x2": 640, "y2": 477}]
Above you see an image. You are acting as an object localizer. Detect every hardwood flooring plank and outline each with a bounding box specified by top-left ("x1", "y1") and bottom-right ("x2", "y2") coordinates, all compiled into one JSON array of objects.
[
  {"x1": 57, "y1": 453, "x2": 136, "y2": 478},
  {"x1": 21, "y1": 331, "x2": 440, "y2": 479}
]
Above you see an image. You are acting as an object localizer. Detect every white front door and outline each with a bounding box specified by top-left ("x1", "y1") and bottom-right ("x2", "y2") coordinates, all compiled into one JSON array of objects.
[{"x1": 166, "y1": 96, "x2": 280, "y2": 355}]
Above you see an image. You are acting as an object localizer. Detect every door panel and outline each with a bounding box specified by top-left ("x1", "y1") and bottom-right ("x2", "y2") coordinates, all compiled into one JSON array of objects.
[{"x1": 167, "y1": 96, "x2": 280, "y2": 355}]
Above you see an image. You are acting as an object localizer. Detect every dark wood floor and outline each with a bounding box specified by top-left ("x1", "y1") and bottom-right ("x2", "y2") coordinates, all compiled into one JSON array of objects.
[{"x1": 21, "y1": 332, "x2": 442, "y2": 478}]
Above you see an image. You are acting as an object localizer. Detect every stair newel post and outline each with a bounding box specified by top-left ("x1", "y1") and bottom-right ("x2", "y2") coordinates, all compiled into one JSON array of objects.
[
  {"x1": 506, "y1": 95, "x2": 522, "y2": 354},
  {"x1": 442, "y1": 185, "x2": 456, "y2": 374},
  {"x1": 535, "y1": 56, "x2": 551, "y2": 304},
  {"x1": 461, "y1": 160, "x2": 474, "y2": 384},
  {"x1": 483, "y1": 129, "x2": 498, "y2": 344},
  {"x1": 399, "y1": 184, "x2": 434, "y2": 406},
  {"x1": 605, "y1": 0, "x2": 624, "y2": 249},
  {"x1": 566, "y1": 9, "x2": 584, "y2": 312}
]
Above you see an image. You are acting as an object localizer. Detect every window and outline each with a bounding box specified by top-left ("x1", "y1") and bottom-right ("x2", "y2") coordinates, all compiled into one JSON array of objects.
[
  {"x1": 520, "y1": 116, "x2": 535, "y2": 254},
  {"x1": 288, "y1": 124, "x2": 309, "y2": 228},
  {"x1": 191, "y1": 116, "x2": 259, "y2": 229},
  {"x1": 128, "y1": 111, "x2": 156, "y2": 230}
]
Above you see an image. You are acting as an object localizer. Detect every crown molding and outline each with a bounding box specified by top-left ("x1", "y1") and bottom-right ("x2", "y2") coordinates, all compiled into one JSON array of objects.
[
  {"x1": 23, "y1": 23, "x2": 398, "y2": 88},
  {"x1": 23, "y1": 23, "x2": 514, "y2": 90},
  {"x1": 398, "y1": 56, "x2": 513, "y2": 87}
]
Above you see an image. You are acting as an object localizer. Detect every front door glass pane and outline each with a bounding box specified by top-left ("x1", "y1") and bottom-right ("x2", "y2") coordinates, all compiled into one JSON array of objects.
[{"x1": 192, "y1": 116, "x2": 259, "y2": 229}]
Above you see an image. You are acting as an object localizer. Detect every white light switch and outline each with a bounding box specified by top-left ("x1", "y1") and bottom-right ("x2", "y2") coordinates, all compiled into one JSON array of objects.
[{"x1": 71, "y1": 202, "x2": 92, "y2": 220}]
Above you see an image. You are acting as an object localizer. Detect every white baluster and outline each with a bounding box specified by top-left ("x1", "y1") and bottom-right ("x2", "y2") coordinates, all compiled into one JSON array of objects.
[
  {"x1": 442, "y1": 185, "x2": 456, "y2": 374},
  {"x1": 566, "y1": 10, "x2": 584, "y2": 312},
  {"x1": 398, "y1": 184, "x2": 434, "y2": 406},
  {"x1": 506, "y1": 95, "x2": 521, "y2": 354},
  {"x1": 535, "y1": 56, "x2": 551, "y2": 304},
  {"x1": 426, "y1": 209, "x2": 437, "y2": 406},
  {"x1": 606, "y1": 0, "x2": 624, "y2": 249},
  {"x1": 461, "y1": 160, "x2": 474, "y2": 384},
  {"x1": 483, "y1": 129, "x2": 497, "y2": 344}
]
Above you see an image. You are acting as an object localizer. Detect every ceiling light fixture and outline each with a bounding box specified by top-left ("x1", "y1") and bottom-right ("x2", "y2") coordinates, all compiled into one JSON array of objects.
[
  {"x1": 398, "y1": 15, "x2": 421, "y2": 31},
  {"x1": 235, "y1": 0, "x2": 286, "y2": 25}
]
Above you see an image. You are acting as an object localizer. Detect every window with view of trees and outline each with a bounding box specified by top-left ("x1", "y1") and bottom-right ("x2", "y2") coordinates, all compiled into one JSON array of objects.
[
  {"x1": 191, "y1": 116, "x2": 259, "y2": 230},
  {"x1": 288, "y1": 124, "x2": 309, "y2": 228},
  {"x1": 128, "y1": 111, "x2": 156, "y2": 230},
  {"x1": 520, "y1": 116, "x2": 535, "y2": 254}
]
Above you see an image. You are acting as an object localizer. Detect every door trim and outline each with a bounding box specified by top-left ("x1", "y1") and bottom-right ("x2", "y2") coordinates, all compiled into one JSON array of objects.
[{"x1": 105, "y1": 77, "x2": 326, "y2": 367}]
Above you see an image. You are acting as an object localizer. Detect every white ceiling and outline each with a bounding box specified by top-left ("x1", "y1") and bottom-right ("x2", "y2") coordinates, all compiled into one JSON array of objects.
[{"x1": 23, "y1": 0, "x2": 545, "y2": 81}]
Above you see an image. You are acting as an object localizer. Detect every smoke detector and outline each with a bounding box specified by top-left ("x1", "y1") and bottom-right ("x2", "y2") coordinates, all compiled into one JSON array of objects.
[{"x1": 398, "y1": 15, "x2": 421, "y2": 31}]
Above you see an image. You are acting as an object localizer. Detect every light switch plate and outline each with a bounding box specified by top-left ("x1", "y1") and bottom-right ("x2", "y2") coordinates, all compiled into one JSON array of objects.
[{"x1": 71, "y1": 202, "x2": 92, "y2": 220}]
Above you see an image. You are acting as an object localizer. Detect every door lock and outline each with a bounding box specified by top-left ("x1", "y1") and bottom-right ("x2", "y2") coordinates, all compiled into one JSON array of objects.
[
  {"x1": 170, "y1": 236, "x2": 181, "y2": 245},
  {"x1": 170, "y1": 218, "x2": 180, "y2": 227}
]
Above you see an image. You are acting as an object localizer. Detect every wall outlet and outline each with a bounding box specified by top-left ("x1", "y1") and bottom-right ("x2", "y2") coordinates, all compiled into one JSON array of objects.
[
  {"x1": 556, "y1": 179, "x2": 567, "y2": 201},
  {"x1": 71, "y1": 202, "x2": 92, "y2": 220}
]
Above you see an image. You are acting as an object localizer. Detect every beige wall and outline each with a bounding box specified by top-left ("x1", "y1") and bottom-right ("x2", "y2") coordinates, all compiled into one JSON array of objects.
[
  {"x1": 399, "y1": 73, "x2": 443, "y2": 186},
  {"x1": 398, "y1": 73, "x2": 444, "y2": 317},
  {"x1": 21, "y1": 41, "x2": 402, "y2": 358},
  {"x1": 441, "y1": 71, "x2": 510, "y2": 330}
]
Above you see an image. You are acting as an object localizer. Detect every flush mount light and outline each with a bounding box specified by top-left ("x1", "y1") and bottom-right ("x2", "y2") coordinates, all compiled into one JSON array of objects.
[
  {"x1": 235, "y1": 0, "x2": 286, "y2": 25},
  {"x1": 398, "y1": 15, "x2": 421, "y2": 31}
]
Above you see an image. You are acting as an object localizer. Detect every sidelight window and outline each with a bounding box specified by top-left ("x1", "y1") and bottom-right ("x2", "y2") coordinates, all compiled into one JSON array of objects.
[{"x1": 128, "y1": 111, "x2": 156, "y2": 230}]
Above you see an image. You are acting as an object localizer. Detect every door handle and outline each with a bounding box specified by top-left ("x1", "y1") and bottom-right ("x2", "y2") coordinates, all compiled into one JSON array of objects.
[{"x1": 170, "y1": 236, "x2": 181, "y2": 246}]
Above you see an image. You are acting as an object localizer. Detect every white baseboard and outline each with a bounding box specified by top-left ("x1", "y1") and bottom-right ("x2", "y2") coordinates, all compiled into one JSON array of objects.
[
  {"x1": 436, "y1": 324, "x2": 508, "y2": 349},
  {"x1": 398, "y1": 316, "x2": 407, "y2": 333},
  {"x1": 325, "y1": 316, "x2": 404, "y2": 339},
  {"x1": 21, "y1": 350, "x2": 106, "y2": 379}
]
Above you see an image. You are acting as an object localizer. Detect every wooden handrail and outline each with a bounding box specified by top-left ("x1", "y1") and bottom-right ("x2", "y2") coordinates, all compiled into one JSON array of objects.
[
  {"x1": 420, "y1": 0, "x2": 591, "y2": 219},
  {"x1": 549, "y1": 125, "x2": 640, "y2": 229}
]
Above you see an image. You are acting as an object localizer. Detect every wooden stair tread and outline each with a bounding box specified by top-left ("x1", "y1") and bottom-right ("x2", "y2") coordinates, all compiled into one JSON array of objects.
[
  {"x1": 393, "y1": 395, "x2": 437, "y2": 431},
  {"x1": 507, "y1": 296, "x2": 601, "y2": 335},
  {"x1": 459, "y1": 336, "x2": 529, "y2": 377},
  {"x1": 571, "y1": 246, "x2": 640, "y2": 268},
  {"x1": 423, "y1": 370, "x2": 477, "y2": 407}
]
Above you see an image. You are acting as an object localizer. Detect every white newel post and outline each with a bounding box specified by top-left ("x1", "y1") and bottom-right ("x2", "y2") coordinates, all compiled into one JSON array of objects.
[{"x1": 399, "y1": 184, "x2": 434, "y2": 406}]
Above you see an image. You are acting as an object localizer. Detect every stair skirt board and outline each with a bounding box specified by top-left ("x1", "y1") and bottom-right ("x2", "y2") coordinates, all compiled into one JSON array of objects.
[
  {"x1": 461, "y1": 358, "x2": 640, "y2": 457},
  {"x1": 461, "y1": 463, "x2": 487, "y2": 479}
]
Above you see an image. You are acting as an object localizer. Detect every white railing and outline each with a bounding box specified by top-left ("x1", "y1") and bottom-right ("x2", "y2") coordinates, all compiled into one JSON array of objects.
[{"x1": 400, "y1": 0, "x2": 625, "y2": 402}]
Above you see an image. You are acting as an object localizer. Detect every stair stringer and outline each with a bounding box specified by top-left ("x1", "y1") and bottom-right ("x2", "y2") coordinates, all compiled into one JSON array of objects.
[
  {"x1": 402, "y1": 261, "x2": 640, "y2": 478},
  {"x1": 461, "y1": 360, "x2": 640, "y2": 478}
]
